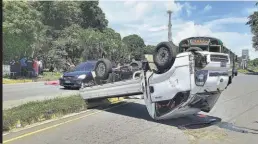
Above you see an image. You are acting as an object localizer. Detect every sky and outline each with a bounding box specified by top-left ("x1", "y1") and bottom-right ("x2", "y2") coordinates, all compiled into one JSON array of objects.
[{"x1": 99, "y1": 0, "x2": 258, "y2": 60}]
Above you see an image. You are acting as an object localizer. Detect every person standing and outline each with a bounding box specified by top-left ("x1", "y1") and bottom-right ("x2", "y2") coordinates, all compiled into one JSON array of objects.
[
  {"x1": 38, "y1": 59, "x2": 43, "y2": 75},
  {"x1": 33, "y1": 57, "x2": 39, "y2": 77},
  {"x1": 20, "y1": 57, "x2": 27, "y2": 77}
]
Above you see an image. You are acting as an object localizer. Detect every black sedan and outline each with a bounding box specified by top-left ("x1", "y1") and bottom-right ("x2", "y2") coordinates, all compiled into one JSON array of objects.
[{"x1": 59, "y1": 61, "x2": 97, "y2": 89}]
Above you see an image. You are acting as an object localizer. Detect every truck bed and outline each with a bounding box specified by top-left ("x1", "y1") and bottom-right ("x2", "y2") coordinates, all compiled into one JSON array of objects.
[{"x1": 80, "y1": 78, "x2": 143, "y2": 99}]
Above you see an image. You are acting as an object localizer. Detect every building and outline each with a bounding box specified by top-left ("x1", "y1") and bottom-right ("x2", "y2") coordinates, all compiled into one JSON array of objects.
[
  {"x1": 241, "y1": 49, "x2": 249, "y2": 69},
  {"x1": 242, "y1": 49, "x2": 249, "y2": 60}
]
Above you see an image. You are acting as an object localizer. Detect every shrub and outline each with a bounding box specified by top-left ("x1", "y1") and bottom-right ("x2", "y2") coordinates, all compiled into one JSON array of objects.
[{"x1": 3, "y1": 95, "x2": 87, "y2": 132}]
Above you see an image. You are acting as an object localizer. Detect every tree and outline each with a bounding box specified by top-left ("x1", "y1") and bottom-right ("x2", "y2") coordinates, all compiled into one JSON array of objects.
[
  {"x1": 143, "y1": 45, "x2": 156, "y2": 54},
  {"x1": 3, "y1": 1, "x2": 44, "y2": 62},
  {"x1": 34, "y1": 1, "x2": 81, "y2": 31},
  {"x1": 3, "y1": 1, "x2": 148, "y2": 71},
  {"x1": 246, "y1": 3, "x2": 258, "y2": 51},
  {"x1": 79, "y1": 1, "x2": 108, "y2": 30},
  {"x1": 122, "y1": 34, "x2": 146, "y2": 60}
]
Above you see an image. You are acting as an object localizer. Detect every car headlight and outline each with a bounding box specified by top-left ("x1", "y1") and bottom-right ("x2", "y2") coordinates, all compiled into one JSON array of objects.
[
  {"x1": 195, "y1": 70, "x2": 208, "y2": 86},
  {"x1": 77, "y1": 74, "x2": 86, "y2": 79}
]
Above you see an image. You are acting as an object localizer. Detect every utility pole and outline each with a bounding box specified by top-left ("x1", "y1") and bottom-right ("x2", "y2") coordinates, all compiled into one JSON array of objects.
[{"x1": 167, "y1": 10, "x2": 172, "y2": 42}]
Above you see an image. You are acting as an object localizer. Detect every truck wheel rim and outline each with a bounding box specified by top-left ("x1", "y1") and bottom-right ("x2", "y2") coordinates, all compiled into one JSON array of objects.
[
  {"x1": 97, "y1": 63, "x2": 106, "y2": 76},
  {"x1": 157, "y1": 47, "x2": 169, "y2": 65}
]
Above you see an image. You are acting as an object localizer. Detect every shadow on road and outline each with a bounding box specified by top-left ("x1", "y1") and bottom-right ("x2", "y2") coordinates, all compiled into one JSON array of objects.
[
  {"x1": 59, "y1": 87, "x2": 80, "y2": 90},
  {"x1": 98, "y1": 101, "x2": 258, "y2": 134},
  {"x1": 99, "y1": 102, "x2": 220, "y2": 129}
]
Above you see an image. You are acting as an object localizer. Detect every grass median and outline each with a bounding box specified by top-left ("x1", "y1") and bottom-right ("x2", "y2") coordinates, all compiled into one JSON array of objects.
[
  {"x1": 3, "y1": 95, "x2": 87, "y2": 132},
  {"x1": 3, "y1": 95, "x2": 125, "y2": 132},
  {"x1": 238, "y1": 69, "x2": 249, "y2": 74}
]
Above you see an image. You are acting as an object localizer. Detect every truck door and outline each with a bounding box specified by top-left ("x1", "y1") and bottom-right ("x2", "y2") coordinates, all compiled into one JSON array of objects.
[
  {"x1": 141, "y1": 54, "x2": 192, "y2": 119},
  {"x1": 141, "y1": 71, "x2": 156, "y2": 119},
  {"x1": 148, "y1": 54, "x2": 192, "y2": 103}
]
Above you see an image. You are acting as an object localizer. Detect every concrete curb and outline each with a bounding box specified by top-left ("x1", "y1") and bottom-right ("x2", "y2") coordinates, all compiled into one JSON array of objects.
[{"x1": 86, "y1": 97, "x2": 125, "y2": 108}]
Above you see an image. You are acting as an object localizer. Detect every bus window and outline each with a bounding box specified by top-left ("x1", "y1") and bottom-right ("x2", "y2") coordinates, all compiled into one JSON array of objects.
[{"x1": 209, "y1": 46, "x2": 221, "y2": 52}]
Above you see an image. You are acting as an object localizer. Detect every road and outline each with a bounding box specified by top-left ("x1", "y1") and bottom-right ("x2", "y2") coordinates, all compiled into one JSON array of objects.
[
  {"x1": 3, "y1": 82, "x2": 79, "y2": 109},
  {"x1": 3, "y1": 74, "x2": 258, "y2": 144}
]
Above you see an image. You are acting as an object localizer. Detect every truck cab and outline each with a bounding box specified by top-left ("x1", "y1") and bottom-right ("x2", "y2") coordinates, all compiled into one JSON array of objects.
[{"x1": 141, "y1": 42, "x2": 231, "y2": 120}]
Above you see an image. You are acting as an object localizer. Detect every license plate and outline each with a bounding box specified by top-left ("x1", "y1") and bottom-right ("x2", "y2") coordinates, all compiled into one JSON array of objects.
[
  {"x1": 220, "y1": 62, "x2": 226, "y2": 67},
  {"x1": 65, "y1": 80, "x2": 71, "y2": 83}
]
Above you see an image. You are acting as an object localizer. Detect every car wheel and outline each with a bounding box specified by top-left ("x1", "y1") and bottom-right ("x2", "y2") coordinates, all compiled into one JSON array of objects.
[
  {"x1": 153, "y1": 42, "x2": 177, "y2": 74},
  {"x1": 95, "y1": 59, "x2": 112, "y2": 80}
]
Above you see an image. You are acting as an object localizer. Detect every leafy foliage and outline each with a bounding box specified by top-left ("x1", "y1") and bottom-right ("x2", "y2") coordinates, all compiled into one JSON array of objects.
[
  {"x1": 3, "y1": 1, "x2": 155, "y2": 70},
  {"x1": 3, "y1": 1, "x2": 44, "y2": 62},
  {"x1": 122, "y1": 34, "x2": 146, "y2": 60},
  {"x1": 247, "y1": 3, "x2": 258, "y2": 51}
]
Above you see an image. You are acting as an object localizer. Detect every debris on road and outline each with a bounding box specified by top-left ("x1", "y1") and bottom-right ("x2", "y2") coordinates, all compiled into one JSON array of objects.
[{"x1": 44, "y1": 80, "x2": 60, "y2": 86}]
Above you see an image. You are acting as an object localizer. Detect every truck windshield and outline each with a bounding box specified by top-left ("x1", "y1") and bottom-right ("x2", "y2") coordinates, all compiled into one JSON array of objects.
[{"x1": 73, "y1": 62, "x2": 96, "y2": 72}]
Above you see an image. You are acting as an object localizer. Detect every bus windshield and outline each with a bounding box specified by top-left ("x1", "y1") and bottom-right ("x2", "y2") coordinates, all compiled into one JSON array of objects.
[
  {"x1": 178, "y1": 37, "x2": 223, "y2": 53},
  {"x1": 178, "y1": 36, "x2": 237, "y2": 64}
]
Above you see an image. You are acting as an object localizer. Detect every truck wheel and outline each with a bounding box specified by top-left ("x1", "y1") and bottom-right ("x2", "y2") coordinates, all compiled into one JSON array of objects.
[
  {"x1": 153, "y1": 42, "x2": 177, "y2": 73},
  {"x1": 130, "y1": 62, "x2": 139, "y2": 69},
  {"x1": 95, "y1": 59, "x2": 112, "y2": 80},
  {"x1": 130, "y1": 62, "x2": 140, "y2": 71}
]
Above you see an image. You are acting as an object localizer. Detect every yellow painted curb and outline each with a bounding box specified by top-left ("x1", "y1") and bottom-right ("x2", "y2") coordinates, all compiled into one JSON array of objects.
[
  {"x1": 107, "y1": 97, "x2": 124, "y2": 104},
  {"x1": 3, "y1": 78, "x2": 33, "y2": 84}
]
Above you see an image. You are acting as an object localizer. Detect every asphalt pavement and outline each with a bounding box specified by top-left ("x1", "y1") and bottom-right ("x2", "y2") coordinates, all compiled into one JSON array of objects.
[
  {"x1": 3, "y1": 74, "x2": 258, "y2": 144},
  {"x1": 3, "y1": 82, "x2": 79, "y2": 109}
]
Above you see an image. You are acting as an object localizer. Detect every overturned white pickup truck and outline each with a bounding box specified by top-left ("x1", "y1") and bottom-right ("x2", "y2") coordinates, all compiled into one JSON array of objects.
[{"x1": 81, "y1": 41, "x2": 235, "y2": 120}]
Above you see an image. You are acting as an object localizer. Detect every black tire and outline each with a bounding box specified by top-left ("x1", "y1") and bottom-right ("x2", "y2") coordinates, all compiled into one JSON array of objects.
[
  {"x1": 130, "y1": 62, "x2": 141, "y2": 72},
  {"x1": 186, "y1": 47, "x2": 203, "y2": 52},
  {"x1": 153, "y1": 42, "x2": 177, "y2": 73},
  {"x1": 130, "y1": 62, "x2": 139, "y2": 69},
  {"x1": 95, "y1": 58, "x2": 112, "y2": 80}
]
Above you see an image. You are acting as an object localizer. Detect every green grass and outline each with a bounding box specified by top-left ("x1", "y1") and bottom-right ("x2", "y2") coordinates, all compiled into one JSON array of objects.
[
  {"x1": 3, "y1": 95, "x2": 87, "y2": 132},
  {"x1": 3, "y1": 72, "x2": 62, "y2": 84},
  {"x1": 238, "y1": 69, "x2": 249, "y2": 74},
  {"x1": 248, "y1": 67, "x2": 258, "y2": 72},
  {"x1": 38, "y1": 72, "x2": 62, "y2": 81}
]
